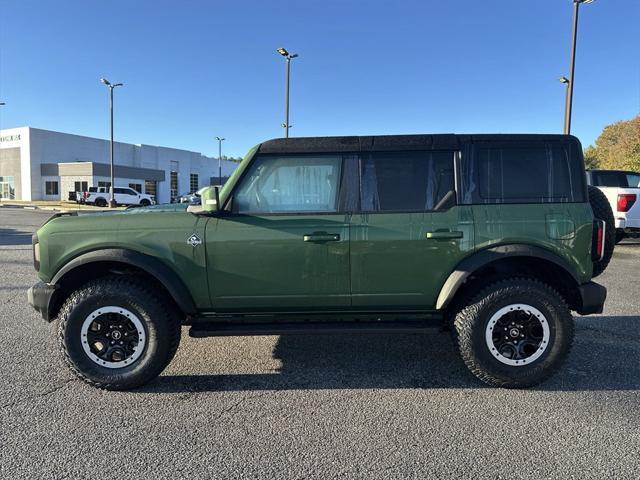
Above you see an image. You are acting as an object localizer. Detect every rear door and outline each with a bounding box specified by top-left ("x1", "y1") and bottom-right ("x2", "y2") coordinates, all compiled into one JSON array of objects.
[
  {"x1": 205, "y1": 153, "x2": 351, "y2": 311},
  {"x1": 350, "y1": 150, "x2": 474, "y2": 310}
]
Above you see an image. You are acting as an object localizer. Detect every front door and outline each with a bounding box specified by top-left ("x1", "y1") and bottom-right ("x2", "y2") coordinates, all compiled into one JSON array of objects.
[
  {"x1": 205, "y1": 153, "x2": 350, "y2": 312},
  {"x1": 350, "y1": 150, "x2": 473, "y2": 310}
]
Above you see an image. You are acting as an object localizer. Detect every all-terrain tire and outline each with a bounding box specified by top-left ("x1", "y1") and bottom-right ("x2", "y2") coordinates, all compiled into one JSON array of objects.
[
  {"x1": 615, "y1": 229, "x2": 626, "y2": 244},
  {"x1": 94, "y1": 197, "x2": 108, "y2": 208},
  {"x1": 588, "y1": 185, "x2": 615, "y2": 277},
  {"x1": 140, "y1": 199, "x2": 151, "y2": 207},
  {"x1": 453, "y1": 278, "x2": 574, "y2": 388},
  {"x1": 58, "y1": 276, "x2": 181, "y2": 390}
]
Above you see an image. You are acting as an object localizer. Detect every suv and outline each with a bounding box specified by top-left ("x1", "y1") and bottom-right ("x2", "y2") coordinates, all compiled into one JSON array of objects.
[
  {"x1": 84, "y1": 186, "x2": 155, "y2": 207},
  {"x1": 27, "y1": 134, "x2": 612, "y2": 390},
  {"x1": 587, "y1": 169, "x2": 640, "y2": 243}
]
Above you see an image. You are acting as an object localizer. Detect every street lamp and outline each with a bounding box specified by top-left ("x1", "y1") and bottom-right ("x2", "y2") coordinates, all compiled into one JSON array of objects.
[
  {"x1": 215, "y1": 136, "x2": 225, "y2": 185},
  {"x1": 560, "y1": 0, "x2": 595, "y2": 135},
  {"x1": 277, "y1": 47, "x2": 298, "y2": 138},
  {"x1": 100, "y1": 77, "x2": 124, "y2": 207}
]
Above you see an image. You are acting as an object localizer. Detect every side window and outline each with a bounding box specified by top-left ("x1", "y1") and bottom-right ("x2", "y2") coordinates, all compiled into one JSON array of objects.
[
  {"x1": 466, "y1": 143, "x2": 585, "y2": 203},
  {"x1": 360, "y1": 151, "x2": 455, "y2": 212},
  {"x1": 594, "y1": 172, "x2": 626, "y2": 187},
  {"x1": 626, "y1": 174, "x2": 640, "y2": 188},
  {"x1": 113, "y1": 188, "x2": 128, "y2": 195},
  {"x1": 233, "y1": 155, "x2": 342, "y2": 214}
]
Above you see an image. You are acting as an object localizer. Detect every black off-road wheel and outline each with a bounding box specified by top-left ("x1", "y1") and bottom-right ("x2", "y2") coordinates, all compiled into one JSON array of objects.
[
  {"x1": 454, "y1": 278, "x2": 574, "y2": 388},
  {"x1": 140, "y1": 199, "x2": 151, "y2": 207},
  {"x1": 94, "y1": 197, "x2": 108, "y2": 208},
  {"x1": 588, "y1": 185, "x2": 615, "y2": 277},
  {"x1": 58, "y1": 276, "x2": 181, "y2": 390}
]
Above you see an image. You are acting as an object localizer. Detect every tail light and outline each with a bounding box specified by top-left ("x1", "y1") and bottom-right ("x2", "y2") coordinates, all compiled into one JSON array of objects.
[
  {"x1": 617, "y1": 193, "x2": 636, "y2": 212},
  {"x1": 83, "y1": 191, "x2": 89, "y2": 199},
  {"x1": 592, "y1": 219, "x2": 606, "y2": 262}
]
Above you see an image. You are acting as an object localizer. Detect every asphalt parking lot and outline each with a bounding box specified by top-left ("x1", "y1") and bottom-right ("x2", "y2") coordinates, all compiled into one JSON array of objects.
[{"x1": 1, "y1": 207, "x2": 638, "y2": 479}]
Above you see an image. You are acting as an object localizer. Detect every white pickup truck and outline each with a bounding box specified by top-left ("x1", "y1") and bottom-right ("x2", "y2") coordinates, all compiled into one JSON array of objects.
[
  {"x1": 81, "y1": 187, "x2": 155, "y2": 207},
  {"x1": 587, "y1": 169, "x2": 640, "y2": 243}
]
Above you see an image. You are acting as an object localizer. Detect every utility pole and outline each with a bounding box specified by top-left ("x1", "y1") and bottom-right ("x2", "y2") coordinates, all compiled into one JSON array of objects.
[
  {"x1": 561, "y1": 0, "x2": 595, "y2": 135},
  {"x1": 276, "y1": 47, "x2": 298, "y2": 138},
  {"x1": 100, "y1": 78, "x2": 124, "y2": 207},
  {"x1": 216, "y1": 136, "x2": 225, "y2": 185}
]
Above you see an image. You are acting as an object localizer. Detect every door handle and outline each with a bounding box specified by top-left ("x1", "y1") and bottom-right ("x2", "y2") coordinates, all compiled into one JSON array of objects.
[
  {"x1": 426, "y1": 231, "x2": 463, "y2": 240},
  {"x1": 303, "y1": 232, "x2": 341, "y2": 242}
]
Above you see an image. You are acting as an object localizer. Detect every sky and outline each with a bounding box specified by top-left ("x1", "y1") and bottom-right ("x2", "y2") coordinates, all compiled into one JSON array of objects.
[{"x1": 0, "y1": 0, "x2": 638, "y2": 158}]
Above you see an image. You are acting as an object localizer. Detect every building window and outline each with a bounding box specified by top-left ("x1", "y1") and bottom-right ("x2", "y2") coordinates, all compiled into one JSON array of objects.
[
  {"x1": 170, "y1": 161, "x2": 179, "y2": 201},
  {"x1": 144, "y1": 180, "x2": 157, "y2": 197},
  {"x1": 189, "y1": 174, "x2": 199, "y2": 193},
  {"x1": 0, "y1": 176, "x2": 15, "y2": 199},
  {"x1": 45, "y1": 181, "x2": 59, "y2": 196},
  {"x1": 129, "y1": 183, "x2": 142, "y2": 193},
  {"x1": 98, "y1": 181, "x2": 111, "y2": 189},
  {"x1": 74, "y1": 181, "x2": 88, "y2": 192},
  {"x1": 170, "y1": 172, "x2": 178, "y2": 201}
]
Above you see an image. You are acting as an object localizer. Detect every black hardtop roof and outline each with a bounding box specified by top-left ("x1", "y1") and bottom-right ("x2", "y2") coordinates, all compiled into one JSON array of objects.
[{"x1": 258, "y1": 133, "x2": 577, "y2": 154}]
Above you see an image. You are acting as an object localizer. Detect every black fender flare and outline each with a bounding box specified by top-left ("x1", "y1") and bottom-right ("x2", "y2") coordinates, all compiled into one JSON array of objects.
[
  {"x1": 51, "y1": 248, "x2": 197, "y2": 314},
  {"x1": 435, "y1": 244, "x2": 581, "y2": 310}
]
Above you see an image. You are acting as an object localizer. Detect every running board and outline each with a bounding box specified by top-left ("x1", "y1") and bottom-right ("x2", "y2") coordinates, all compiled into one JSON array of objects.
[{"x1": 189, "y1": 319, "x2": 442, "y2": 338}]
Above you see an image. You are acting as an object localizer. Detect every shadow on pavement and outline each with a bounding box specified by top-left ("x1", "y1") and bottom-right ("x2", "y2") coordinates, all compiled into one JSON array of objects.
[
  {"x1": 144, "y1": 315, "x2": 640, "y2": 393},
  {"x1": 0, "y1": 228, "x2": 32, "y2": 246}
]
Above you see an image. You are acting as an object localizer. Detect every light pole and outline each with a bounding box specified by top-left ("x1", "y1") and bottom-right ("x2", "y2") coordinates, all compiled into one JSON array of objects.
[
  {"x1": 100, "y1": 77, "x2": 123, "y2": 207},
  {"x1": 215, "y1": 136, "x2": 225, "y2": 185},
  {"x1": 560, "y1": 0, "x2": 595, "y2": 135},
  {"x1": 277, "y1": 47, "x2": 298, "y2": 138}
]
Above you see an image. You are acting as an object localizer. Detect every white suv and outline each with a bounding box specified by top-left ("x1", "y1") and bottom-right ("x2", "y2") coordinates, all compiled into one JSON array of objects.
[
  {"x1": 84, "y1": 187, "x2": 156, "y2": 207},
  {"x1": 587, "y1": 169, "x2": 640, "y2": 243}
]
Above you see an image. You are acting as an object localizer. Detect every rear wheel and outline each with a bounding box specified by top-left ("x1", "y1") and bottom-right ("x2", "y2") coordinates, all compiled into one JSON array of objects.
[
  {"x1": 454, "y1": 278, "x2": 574, "y2": 388},
  {"x1": 58, "y1": 276, "x2": 181, "y2": 390},
  {"x1": 588, "y1": 185, "x2": 615, "y2": 277},
  {"x1": 94, "y1": 198, "x2": 107, "y2": 208}
]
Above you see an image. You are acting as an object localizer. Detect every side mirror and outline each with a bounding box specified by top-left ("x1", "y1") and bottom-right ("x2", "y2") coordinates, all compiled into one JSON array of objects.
[{"x1": 200, "y1": 186, "x2": 220, "y2": 213}]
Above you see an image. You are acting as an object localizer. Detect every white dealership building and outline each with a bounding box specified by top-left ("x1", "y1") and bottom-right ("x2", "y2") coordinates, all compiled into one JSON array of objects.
[{"x1": 0, "y1": 126, "x2": 238, "y2": 203}]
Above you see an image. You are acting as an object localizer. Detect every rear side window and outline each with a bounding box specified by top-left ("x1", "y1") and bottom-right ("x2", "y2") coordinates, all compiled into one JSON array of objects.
[
  {"x1": 461, "y1": 142, "x2": 585, "y2": 203},
  {"x1": 626, "y1": 174, "x2": 640, "y2": 188},
  {"x1": 360, "y1": 151, "x2": 455, "y2": 211},
  {"x1": 592, "y1": 172, "x2": 626, "y2": 187}
]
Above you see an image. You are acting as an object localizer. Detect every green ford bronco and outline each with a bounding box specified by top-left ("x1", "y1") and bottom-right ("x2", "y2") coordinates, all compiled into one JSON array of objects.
[{"x1": 28, "y1": 134, "x2": 614, "y2": 390}]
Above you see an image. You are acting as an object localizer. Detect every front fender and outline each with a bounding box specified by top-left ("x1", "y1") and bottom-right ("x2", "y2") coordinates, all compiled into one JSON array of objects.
[{"x1": 51, "y1": 248, "x2": 197, "y2": 315}]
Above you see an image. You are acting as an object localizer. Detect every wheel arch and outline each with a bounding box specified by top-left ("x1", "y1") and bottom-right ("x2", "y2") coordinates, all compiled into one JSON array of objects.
[
  {"x1": 437, "y1": 244, "x2": 582, "y2": 313},
  {"x1": 48, "y1": 248, "x2": 197, "y2": 320}
]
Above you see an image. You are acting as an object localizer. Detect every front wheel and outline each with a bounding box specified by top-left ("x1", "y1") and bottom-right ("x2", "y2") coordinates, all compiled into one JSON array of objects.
[
  {"x1": 58, "y1": 277, "x2": 181, "y2": 390},
  {"x1": 139, "y1": 199, "x2": 151, "y2": 207},
  {"x1": 454, "y1": 278, "x2": 574, "y2": 388}
]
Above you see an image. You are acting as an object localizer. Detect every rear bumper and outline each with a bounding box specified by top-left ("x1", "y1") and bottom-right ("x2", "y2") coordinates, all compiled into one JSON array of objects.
[
  {"x1": 575, "y1": 281, "x2": 607, "y2": 315},
  {"x1": 615, "y1": 217, "x2": 640, "y2": 229},
  {"x1": 27, "y1": 281, "x2": 57, "y2": 322}
]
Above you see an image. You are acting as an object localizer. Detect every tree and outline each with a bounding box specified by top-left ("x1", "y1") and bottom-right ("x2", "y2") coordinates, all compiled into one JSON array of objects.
[
  {"x1": 584, "y1": 115, "x2": 640, "y2": 171},
  {"x1": 583, "y1": 145, "x2": 599, "y2": 169}
]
